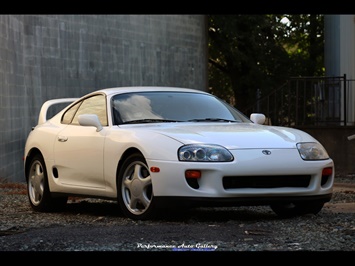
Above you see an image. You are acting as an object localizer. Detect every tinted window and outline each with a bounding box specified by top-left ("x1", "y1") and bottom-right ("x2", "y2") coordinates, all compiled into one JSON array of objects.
[{"x1": 62, "y1": 94, "x2": 108, "y2": 126}]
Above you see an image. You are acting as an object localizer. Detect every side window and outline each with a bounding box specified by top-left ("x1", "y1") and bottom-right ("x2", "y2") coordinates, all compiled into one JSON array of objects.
[
  {"x1": 62, "y1": 94, "x2": 108, "y2": 126},
  {"x1": 62, "y1": 102, "x2": 81, "y2": 124}
]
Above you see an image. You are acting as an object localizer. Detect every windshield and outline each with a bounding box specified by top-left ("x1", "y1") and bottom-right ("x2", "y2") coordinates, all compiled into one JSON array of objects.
[{"x1": 111, "y1": 91, "x2": 250, "y2": 125}]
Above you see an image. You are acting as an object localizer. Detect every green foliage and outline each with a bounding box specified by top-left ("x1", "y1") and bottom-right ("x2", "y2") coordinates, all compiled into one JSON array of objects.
[{"x1": 208, "y1": 14, "x2": 325, "y2": 112}]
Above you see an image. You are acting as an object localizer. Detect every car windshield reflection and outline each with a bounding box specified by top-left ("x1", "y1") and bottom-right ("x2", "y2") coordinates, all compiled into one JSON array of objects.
[{"x1": 112, "y1": 92, "x2": 249, "y2": 125}]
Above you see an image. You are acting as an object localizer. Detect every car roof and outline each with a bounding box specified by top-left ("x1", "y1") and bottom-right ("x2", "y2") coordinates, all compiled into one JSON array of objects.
[{"x1": 93, "y1": 86, "x2": 209, "y2": 97}]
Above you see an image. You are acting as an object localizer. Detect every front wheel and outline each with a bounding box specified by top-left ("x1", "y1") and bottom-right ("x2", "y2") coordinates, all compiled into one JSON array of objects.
[
  {"x1": 117, "y1": 153, "x2": 157, "y2": 220},
  {"x1": 27, "y1": 153, "x2": 67, "y2": 212}
]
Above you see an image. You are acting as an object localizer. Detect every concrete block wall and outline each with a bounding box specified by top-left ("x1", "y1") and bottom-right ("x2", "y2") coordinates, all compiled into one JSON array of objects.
[{"x1": 0, "y1": 15, "x2": 208, "y2": 182}]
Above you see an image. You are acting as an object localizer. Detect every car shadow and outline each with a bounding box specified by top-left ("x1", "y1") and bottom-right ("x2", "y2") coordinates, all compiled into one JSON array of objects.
[
  {"x1": 61, "y1": 199, "x2": 280, "y2": 222},
  {"x1": 155, "y1": 206, "x2": 279, "y2": 222},
  {"x1": 63, "y1": 199, "x2": 124, "y2": 218}
]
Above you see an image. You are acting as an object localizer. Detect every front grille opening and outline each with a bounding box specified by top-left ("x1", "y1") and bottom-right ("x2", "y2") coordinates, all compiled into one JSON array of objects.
[{"x1": 223, "y1": 175, "x2": 311, "y2": 189}]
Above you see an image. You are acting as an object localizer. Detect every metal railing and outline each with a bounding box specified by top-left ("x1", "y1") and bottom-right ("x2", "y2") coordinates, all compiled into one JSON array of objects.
[{"x1": 244, "y1": 74, "x2": 355, "y2": 127}]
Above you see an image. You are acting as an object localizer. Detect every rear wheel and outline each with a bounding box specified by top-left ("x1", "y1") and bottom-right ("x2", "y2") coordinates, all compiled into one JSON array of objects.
[
  {"x1": 270, "y1": 201, "x2": 324, "y2": 218},
  {"x1": 117, "y1": 153, "x2": 157, "y2": 220},
  {"x1": 27, "y1": 154, "x2": 67, "y2": 212}
]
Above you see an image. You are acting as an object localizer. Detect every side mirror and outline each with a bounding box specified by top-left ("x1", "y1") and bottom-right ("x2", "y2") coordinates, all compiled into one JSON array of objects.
[
  {"x1": 78, "y1": 114, "x2": 103, "y2": 132},
  {"x1": 250, "y1": 113, "x2": 266, "y2": 125}
]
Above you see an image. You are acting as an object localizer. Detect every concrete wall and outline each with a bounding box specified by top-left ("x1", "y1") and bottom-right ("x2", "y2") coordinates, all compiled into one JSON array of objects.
[
  {"x1": 0, "y1": 15, "x2": 208, "y2": 182},
  {"x1": 298, "y1": 126, "x2": 355, "y2": 175},
  {"x1": 325, "y1": 15, "x2": 355, "y2": 126}
]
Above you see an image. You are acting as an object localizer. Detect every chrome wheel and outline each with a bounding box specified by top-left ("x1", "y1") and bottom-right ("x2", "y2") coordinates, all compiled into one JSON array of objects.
[
  {"x1": 28, "y1": 159, "x2": 45, "y2": 206},
  {"x1": 122, "y1": 161, "x2": 152, "y2": 214},
  {"x1": 26, "y1": 154, "x2": 67, "y2": 212},
  {"x1": 118, "y1": 153, "x2": 156, "y2": 220}
]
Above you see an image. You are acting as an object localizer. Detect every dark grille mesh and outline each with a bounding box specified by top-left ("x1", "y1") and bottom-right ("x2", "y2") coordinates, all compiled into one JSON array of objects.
[{"x1": 223, "y1": 175, "x2": 311, "y2": 189}]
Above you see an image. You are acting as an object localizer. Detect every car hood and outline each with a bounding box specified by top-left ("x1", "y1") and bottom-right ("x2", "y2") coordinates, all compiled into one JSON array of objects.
[{"x1": 134, "y1": 122, "x2": 315, "y2": 149}]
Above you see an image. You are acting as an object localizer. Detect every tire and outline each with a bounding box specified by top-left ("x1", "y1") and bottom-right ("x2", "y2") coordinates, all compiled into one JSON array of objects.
[
  {"x1": 117, "y1": 153, "x2": 157, "y2": 220},
  {"x1": 270, "y1": 201, "x2": 324, "y2": 218},
  {"x1": 27, "y1": 153, "x2": 67, "y2": 212}
]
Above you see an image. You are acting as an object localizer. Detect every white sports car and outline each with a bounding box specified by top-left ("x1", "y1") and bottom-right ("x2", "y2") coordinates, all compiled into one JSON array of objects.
[{"x1": 24, "y1": 86, "x2": 334, "y2": 220}]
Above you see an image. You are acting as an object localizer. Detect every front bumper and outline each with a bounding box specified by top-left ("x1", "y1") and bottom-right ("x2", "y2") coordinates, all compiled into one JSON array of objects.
[{"x1": 148, "y1": 148, "x2": 335, "y2": 198}]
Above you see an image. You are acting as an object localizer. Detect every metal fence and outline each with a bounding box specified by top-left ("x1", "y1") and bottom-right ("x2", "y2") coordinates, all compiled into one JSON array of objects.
[{"x1": 244, "y1": 74, "x2": 355, "y2": 127}]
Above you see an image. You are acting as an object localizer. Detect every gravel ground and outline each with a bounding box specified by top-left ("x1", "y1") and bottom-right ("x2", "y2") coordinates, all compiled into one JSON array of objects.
[{"x1": 1, "y1": 175, "x2": 355, "y2": 254}]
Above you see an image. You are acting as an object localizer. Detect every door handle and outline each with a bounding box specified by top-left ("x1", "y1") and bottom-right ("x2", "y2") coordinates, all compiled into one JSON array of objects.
[{"x1": 58, "y1": 136, "x2": 68, "y2": 142}]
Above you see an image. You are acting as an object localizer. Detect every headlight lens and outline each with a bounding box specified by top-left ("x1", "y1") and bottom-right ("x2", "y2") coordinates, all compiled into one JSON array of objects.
[
  {"x1": 178, "y1": 144, "x2": 234, "y2": 162},
  {"x1": 297, "y1": 142, "x2": 329, "y2": 160}
]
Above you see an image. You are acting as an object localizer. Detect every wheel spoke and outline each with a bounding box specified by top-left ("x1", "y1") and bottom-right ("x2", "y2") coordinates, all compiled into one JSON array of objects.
[
  {"x1": 34, "y1": 164, "x2": 44, "y2": 194},
  {"x1": 29, "y1": 161, "x2": 44, "y2": 204},
  {"x1": 122, "y1": 161, "x2": 152, "y2": 213}
]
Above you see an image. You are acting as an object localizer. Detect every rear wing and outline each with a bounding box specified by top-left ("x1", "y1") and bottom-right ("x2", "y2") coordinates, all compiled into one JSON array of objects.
[{"x1": 38, "y1": 98, "x2": 78, "y2": 125}]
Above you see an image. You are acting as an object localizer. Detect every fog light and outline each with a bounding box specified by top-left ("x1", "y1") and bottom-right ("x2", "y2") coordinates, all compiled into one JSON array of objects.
[
  {"x1": 185, "y1": 170, "x2": 201, "y2": 179},
  {"x1": 185, "y1": 170, "x2": 201, "y2": 189},
  {"x1": 322, "y1": 167, "x2": 332, "y2": 176}
]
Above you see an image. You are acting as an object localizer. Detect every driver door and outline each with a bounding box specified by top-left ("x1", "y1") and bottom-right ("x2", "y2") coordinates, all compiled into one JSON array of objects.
[{"x1": 53, "y1": 94, "x2": 108, "y2": 191}]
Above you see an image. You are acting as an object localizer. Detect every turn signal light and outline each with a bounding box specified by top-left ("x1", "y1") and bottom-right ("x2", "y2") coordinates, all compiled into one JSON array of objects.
[
  {"x1": 150, "y1": 167, "x2": 160, "y2": 173},
  {"x1": 185, "y1": 170, "x2": 201, "y2": 179},
  {"x1": 322, "y1": 167, "x2": 333, "y2": 176}
]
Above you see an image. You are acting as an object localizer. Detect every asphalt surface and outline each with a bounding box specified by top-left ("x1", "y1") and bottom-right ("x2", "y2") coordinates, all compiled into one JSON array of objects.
[{"x1": 1, "y1": 180, "x2": 354, "y2": 259}]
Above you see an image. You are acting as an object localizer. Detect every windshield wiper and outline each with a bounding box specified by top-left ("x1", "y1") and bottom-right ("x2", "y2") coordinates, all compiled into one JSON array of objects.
[
  {"x1": 187, "y1": 118, "x2": 240, "y2": 122},
  {"x1": 122, "y1": 119, "x2": 182, "y2": 124}
]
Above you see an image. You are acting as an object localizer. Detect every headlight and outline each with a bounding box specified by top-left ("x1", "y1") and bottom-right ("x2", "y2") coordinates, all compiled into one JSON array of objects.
[
  {"x1": 297, "y1": 142, "x2": 329, "y2": 160},
  {"x1": 178, "y1": 144, "x2": 234, "y2": 162}
]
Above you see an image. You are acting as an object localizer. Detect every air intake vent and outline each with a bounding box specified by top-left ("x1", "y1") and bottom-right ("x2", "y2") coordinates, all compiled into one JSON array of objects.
[{"x1": 223, "y1": 175, "x2": 311, "y2": 189}]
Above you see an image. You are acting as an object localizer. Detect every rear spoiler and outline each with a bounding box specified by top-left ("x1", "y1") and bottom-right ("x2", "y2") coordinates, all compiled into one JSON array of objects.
[{"x1": 38, "y1": 98, "x2": 78, "y2": 125}]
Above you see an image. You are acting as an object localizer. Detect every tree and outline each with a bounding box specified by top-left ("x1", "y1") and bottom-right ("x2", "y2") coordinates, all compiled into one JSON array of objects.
[
  {"x1": 208, "y1": 14, "x2": 324, "y2": 113},
  {"x1": 279, "y1": 14, "x2": 325, "y2": 76}
]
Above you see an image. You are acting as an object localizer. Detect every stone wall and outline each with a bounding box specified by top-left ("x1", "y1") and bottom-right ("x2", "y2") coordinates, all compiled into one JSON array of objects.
[{"x1": 0, "y1": 15, "x2": 207, "y2": 182}]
